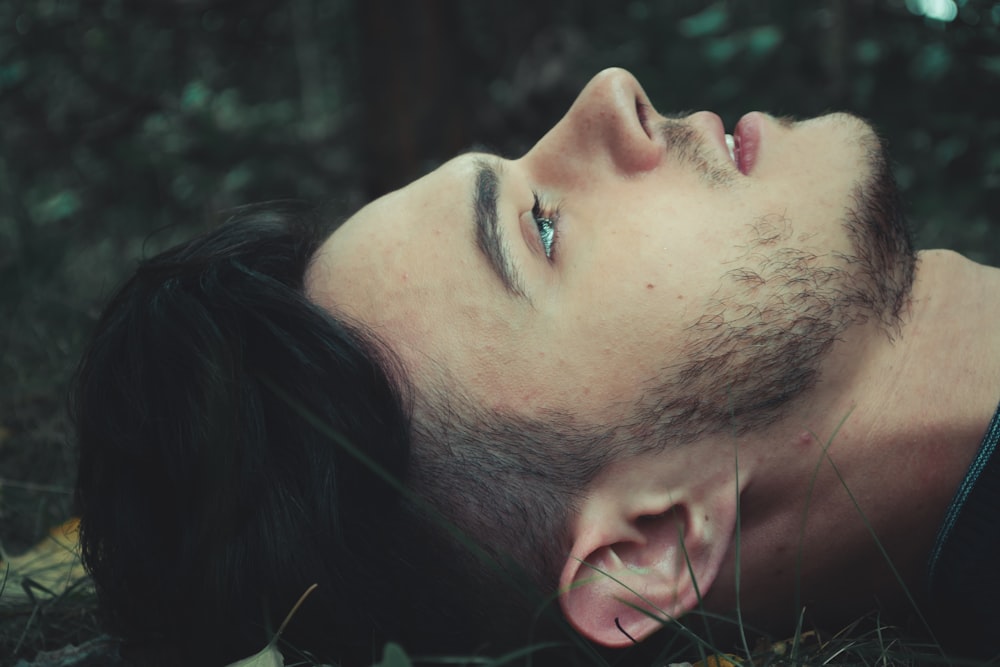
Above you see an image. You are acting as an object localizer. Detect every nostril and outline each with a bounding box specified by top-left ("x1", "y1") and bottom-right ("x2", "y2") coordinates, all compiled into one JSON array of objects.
[{"x1": 635, "y1": 100, "x2": 652, "y2": 139}]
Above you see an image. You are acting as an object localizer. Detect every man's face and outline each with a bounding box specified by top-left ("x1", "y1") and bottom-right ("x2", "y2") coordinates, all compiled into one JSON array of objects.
[{"x1": 307, "y1": 68, "x2": 912, "y2": 435}]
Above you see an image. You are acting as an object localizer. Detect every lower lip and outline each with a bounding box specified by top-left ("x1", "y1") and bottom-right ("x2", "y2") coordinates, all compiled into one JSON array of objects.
[{"x1": 734, "y1": 112, "x2": 762, "y2": 175}]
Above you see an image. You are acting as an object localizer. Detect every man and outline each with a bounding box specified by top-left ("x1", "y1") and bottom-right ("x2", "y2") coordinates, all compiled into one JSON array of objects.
[{"x1": 73, "y1": 68, "x2": 999, "y2": 665}]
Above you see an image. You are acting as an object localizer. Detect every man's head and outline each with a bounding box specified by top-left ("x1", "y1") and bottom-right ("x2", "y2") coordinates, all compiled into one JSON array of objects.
[
  {"x1": 306, "y1": 67, "x2": 915, "y2": 643},
  {"x1": 73, "y1": 68, "x2": 915, "y2": 663}
]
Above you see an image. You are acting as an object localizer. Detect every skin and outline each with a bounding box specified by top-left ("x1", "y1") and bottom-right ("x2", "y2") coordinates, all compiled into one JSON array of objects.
[
  {"x1": 307, "y1": 68, "x2": 1000, "y2": 647},
  {"x1": 309, "y1": 68, "x2": 880, "y2": 424}
]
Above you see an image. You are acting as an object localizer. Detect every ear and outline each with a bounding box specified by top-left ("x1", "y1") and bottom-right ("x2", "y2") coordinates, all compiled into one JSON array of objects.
[{"x1": 558, "y1": 483, "x2": 738, "y2": 647}]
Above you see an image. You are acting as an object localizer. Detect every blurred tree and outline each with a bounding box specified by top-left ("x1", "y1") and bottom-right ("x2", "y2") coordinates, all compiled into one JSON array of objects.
[{"x1": 355, "y1": 1, "x2": 468, "y2": 196}]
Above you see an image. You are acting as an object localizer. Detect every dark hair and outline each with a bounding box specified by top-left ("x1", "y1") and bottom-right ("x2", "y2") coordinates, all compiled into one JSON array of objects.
[{"x1": 72, "y1": 204, "x2": 572, "y2": 665}]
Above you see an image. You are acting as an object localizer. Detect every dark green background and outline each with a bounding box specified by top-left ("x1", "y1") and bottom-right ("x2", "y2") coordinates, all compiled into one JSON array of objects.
[{"x1": 1, "y1": 0, "x2": 998, "y2": 579}]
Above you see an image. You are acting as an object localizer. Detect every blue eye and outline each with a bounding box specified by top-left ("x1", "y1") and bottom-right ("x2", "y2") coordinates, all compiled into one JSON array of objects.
[{"x1": 532, "y1": 193, "x2": 559, "y2": 260}]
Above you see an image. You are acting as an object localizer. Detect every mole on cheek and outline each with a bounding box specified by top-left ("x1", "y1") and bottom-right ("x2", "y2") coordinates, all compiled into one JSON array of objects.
[{"x1": 646, "y1": 283, "x2": 655, "y2": 290}]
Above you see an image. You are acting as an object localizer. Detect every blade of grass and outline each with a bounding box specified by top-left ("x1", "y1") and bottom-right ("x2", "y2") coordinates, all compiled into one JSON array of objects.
[
  {"x1": 729, "y1": 435, "x2": 751, "y2": 662},
  {"x1": 793, "y1": 408, "x2": 854, "y2": 658},
  {"x1": 673, "y1": 522, "x2": 713, "y2": 664},
  {"x1": 813, "y1": 439, "x2": 944, "y2": 659}
]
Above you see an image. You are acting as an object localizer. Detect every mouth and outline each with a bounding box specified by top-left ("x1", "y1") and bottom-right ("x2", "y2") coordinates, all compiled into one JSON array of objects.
[
  {"x1": 647, "y1": 107, "x2": 759, "y2": 176},
  {"x1": 684, "y1": 110, "x2": 746, "y2": 175}
]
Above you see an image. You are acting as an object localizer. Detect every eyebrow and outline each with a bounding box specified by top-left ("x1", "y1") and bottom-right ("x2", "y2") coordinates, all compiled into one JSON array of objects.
[{"x1": 473, "y1": 158, "x2": 528, "y2": 299}]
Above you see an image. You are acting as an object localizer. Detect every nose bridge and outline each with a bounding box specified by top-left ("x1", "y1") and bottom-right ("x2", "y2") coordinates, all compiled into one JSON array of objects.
[{"x1": 525, "y1": 68, "x2": 659, "y2": 182}]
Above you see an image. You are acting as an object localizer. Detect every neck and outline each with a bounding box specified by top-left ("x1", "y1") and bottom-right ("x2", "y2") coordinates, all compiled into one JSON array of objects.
[{"x1": 706, "y1": 249, "x2": 1000, "y2": 636}]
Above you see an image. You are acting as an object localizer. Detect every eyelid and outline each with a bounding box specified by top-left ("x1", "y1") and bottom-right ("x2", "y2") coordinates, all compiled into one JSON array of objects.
[{"x1": 520, "y1": 204, "x2": 549, "y2": 258}]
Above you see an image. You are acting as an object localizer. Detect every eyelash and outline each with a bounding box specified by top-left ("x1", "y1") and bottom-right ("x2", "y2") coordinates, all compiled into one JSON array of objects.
[{"x1": 532, "y1": 192, "x2": 560, "y2": 260}]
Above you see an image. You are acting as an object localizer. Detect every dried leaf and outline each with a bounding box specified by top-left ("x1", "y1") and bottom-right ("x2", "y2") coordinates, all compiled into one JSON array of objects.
[{"x1": 223, "y1": 584, "x2": 318, "y2": 667}]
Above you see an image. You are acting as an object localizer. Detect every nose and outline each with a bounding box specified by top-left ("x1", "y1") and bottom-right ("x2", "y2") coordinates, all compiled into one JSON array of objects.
[{"x1": 522, "y1": 68, "x2": 662, "y2": 181}]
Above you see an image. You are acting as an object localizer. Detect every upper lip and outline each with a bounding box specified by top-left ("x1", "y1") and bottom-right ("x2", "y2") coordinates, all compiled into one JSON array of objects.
[
  {"x1": 641, "y1": 105, "x2": 742, "y2": 173},
  {"x1": 692, "y1": 111, "x2": 738, "y2": 171}
]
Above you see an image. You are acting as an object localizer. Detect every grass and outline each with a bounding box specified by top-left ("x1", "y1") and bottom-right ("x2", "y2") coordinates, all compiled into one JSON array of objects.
[
  {"x1": 0, "y1": 573, "x2": 100, "y2": 665},
  {"x1": 344, "y1": 614, "x2": 973, "y2": 667},
  {"x1": 0, "y1": 598, "x2": 983, "y2": 667}
]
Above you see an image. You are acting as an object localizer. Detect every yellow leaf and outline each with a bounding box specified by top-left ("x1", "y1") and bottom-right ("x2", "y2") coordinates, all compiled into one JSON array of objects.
[
  {"x1": 225, "y1": 644, "x2": 283, "y2": 667},
  {"x1": 1, "y1": 517, "x2": 88, "y2": 602},
  {"x1": 692, "y1": 655, "x2": 742, "y2": 667}
]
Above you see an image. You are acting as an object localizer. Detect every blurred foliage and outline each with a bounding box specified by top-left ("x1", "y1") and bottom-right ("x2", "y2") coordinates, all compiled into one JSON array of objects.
[{"x1": 1, "y1": 0, "x2": 999, "y2": 596}]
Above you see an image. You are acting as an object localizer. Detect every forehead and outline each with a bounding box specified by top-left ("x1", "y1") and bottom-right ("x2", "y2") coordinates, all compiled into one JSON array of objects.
[{"x1": 305, "y1": 155, "x2": 525, "y2": 386}]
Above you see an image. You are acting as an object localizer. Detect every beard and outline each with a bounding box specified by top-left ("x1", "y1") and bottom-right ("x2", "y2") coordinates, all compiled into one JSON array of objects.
[{"x1": 634, "y1": 115, "x2": 917, "y2": 445}]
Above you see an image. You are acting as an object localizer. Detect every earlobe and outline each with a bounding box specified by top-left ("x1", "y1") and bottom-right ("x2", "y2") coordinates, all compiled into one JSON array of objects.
[{"x1": 559, "y1": 499, "x2": 736, "y2": 647}]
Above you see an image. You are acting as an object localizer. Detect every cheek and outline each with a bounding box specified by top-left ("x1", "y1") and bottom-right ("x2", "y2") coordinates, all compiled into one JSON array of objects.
[
  {"x1": 759, "y1": 182, "x2": 856, "y2": 257},
  {"x1": 540, "y1": 281, "x2": 685, "y2": 407},
  {"x1": 590, "y1": 211, "x2": 742, "y2": 309},
  {"x1": 415, "y1": 289, "x2": 556, "y2": 411},
  {"x1": 773, "y1": 169, "x2": 840, "y2": 215}
]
